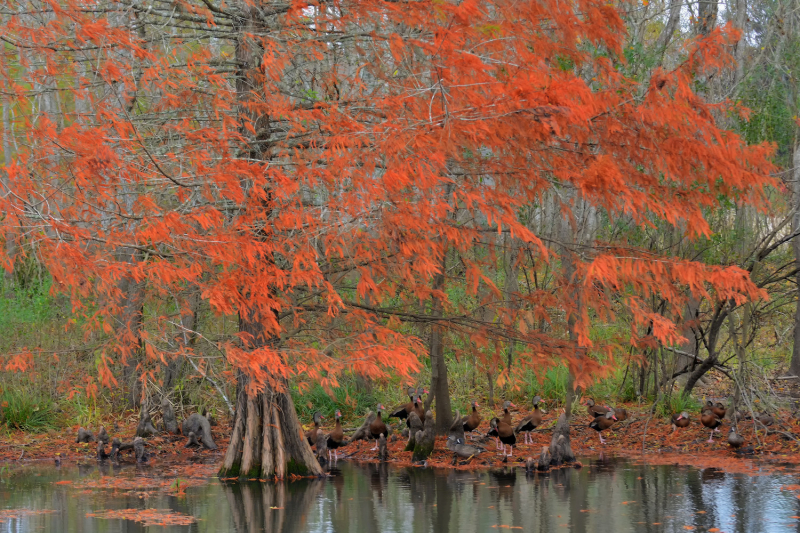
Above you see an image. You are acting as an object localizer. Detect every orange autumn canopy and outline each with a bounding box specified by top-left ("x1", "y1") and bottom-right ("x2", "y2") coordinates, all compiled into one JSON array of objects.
[{"x1": 0, "y1": 0, "x2": 774, "y2": 392}]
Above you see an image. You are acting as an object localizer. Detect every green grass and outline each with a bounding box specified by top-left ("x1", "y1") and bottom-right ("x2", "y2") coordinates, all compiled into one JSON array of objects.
[
  {"x1": 656, "y1": 392, "x2": 702, "y2": 419},
  {"x1": 292, "y1": 378, "x2": 380, "y2": 423},
  {"x1": 0, "y1": 390, "x2": 59, "y2": 431}
]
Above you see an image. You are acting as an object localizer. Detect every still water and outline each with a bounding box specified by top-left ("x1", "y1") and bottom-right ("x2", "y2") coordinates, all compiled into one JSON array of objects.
[{"x1": 1, "y1": 457, "x2": 799, "y2": 532}]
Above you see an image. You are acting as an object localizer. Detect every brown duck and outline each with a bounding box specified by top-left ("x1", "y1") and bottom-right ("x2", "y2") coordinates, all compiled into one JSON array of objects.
[
  {"x1": 515, "y1": 396, "x2": 544, "y2": 445},
  {"x1": 756, "y1": 412, "x2": 774, "y2": 427},
  {"x1": 671, "y1": 411, "x2": 690, "y2": 431},
  {"x1": 369, "y1": 404, "x2": 388, "y2": 450},
  {"x1": 712, "y1": 402, "x2": 726, "y2": 419},
  {"x1": 462, "y1": 401, "x2": 482, "y2": 436},
  {"x1": 589, "y1": 411, "x2": 617, "y2": 445},
  {"x1": 585, "y1": 398, "x2": 611, "y2": 418},
  {"x1": 701, "y1": 409, "x2": 722, "y2": 443},
  {"x1": 493, "y1": 401, "x2": 515, "y2": 449},
  {"x1": 488, "y1": 417, "x2": 517, "y2": 457},
  {"x1": 326, "y1": 410, "x2": 345, "y2": 462},
  {"x1": 407, "y1": 395, "x2": 426, "y2": 427},
  {"x1": 305, "y1": 411, "x2": 325, "y2": 446},
  {"x1": 388, "y1": 386, "x2": 417, "y2": 421}
]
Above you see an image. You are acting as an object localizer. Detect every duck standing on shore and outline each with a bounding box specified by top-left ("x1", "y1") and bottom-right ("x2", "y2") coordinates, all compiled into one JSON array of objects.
[{"x1": 701, "y1": 409, "x2": 723, "y2": 443}]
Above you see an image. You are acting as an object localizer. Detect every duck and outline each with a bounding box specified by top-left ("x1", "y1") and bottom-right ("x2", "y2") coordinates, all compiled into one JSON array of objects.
[
  {"x1": 610, "y1": 407, "x2": 628, "y2": 422},
  {"x1": 701, "y1": 409, "x2": 723, "y2": 443},
  {"x1": 326, "y1": 410, "x2": 346, "y2": 462},
  {"x1": 493, "y1": 401, "x2": 515, "y2": 449},
  {"x1": 515, "y1": 396, "x2": 544, "y2": 445},
  {"x1": 462, "y1": 401, "x2": 482, "y2": 436},
  {"x1": 585, "y1": 398, "x2": 611, "y2": 418},
  {"x1": 407, "y1": 395, "x2": 426, "y2": 427},
  {"x1": 389, "y1": 386, "x2": 417, "y2": 421},
  {"x1": 305, "y1": 411, "x2": 325, "y2": 446},
  {"x1": 701, "y1": 400, "x2": 714, "y2": 414},
  {"x1": 712, "y1": 402, "x2": 727, "y2": 419},
  {"x1": 756, "y1": 412, "x2": 774, "y2": 427},
  {"x1": 589, "y1": 411, "x2": 617, "y2": 445},
  {"x1": 488, "y1": 417, "x2": 517, "y2": 457},
  {"x1": 671, "y1": 411, "x2": 691, "y2": 431},
  {"x1": 369, "y1": 405, "x2": 388, "y2": 450},
  {"x1": 727, "y1": 427, "x2": 744, "y2": 449}
]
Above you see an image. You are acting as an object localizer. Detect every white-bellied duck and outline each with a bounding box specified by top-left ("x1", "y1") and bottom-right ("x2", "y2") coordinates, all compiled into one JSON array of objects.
[
  {"x1": 701, "y1": 409, "x2": 722, "y2": 442},
  {"x1": 369, "y1": 404, "x2": 388, "y2": 450},
  {"x1": 728, "y1": 427, "x2": 744, "y2": 449},
  {"x1": 488, "y1": 417, "x2": 517, "y2": 457},
  {"x1": 389, "y1": 386, "x2": 417, "y2": 421},
  {"x1": 327, "y1": 410, "x2": 345, "y2": 461},
  {"x1": 671, "y1": 411, "x2": 690, "y2": 431},
  {"x1": 712, "y1": 402, "x2": 726, "y2": 419},
  {"x1": 585, "y1": 398, "x2": 611, "y2": 418},
  {"x1": 462, "y1": 401, "x2": 482, "y2": 436},
  {"x1": 515, "y1": 396, "x2": 544, "y2": 445},
  {"x1": 305, "y1": 411, "x2": 325, "y2": 446},
  {"x1": 589, "y1": 411, "x2": 617, "y2": 444}
]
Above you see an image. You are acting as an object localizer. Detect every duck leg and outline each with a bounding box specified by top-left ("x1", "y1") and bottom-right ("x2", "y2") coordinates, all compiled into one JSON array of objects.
[
  {"x1": 707, "y1": 431, "x2": 714, "y2": 443},
  {"x1": 371, "y1": 439, "x2": 378, "y2": 451},
  {"x1": 598, "y1": 433, "x2": 606, "y2": 445},
  {"x1": 506, "y1": 445, "x2": 513, "y2": 458}
]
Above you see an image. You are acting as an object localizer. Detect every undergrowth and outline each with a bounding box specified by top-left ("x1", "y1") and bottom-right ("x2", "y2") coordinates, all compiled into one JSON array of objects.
[{"x1": 0, "y1": 390, "x2": 59, "y2": 431}]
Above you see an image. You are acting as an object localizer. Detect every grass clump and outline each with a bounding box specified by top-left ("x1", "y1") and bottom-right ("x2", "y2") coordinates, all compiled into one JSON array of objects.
[
  {"x1": 656, "y1": 393, "x2": 701, "y2": 418},
  {"x1": 0, "y1": 390, "x2": 59, "y2": 431},
  {"x1": 292, "y1": 377, "x2": 379, "y2": 422}
]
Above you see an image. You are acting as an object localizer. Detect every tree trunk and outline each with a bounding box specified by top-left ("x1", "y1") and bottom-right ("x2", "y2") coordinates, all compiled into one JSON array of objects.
[
  {"x1": 114, "y1": 247, "x2": 146, "y2": 410},
  {"x1": 790, "y1": 142, "x2": 800, "y2": 376},
  {"x1": 427, "y1": 249, "x2": 452, "y2": 435}
]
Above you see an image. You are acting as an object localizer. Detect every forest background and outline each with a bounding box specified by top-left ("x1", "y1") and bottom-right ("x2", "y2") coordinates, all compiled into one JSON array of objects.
[{"x1": 0, "y1": 0, "x2": 798, "y2": 471}]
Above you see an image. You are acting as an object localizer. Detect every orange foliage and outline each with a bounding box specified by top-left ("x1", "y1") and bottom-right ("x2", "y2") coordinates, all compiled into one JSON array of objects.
[{"x1": 0, "y1": 0, "x2": 775, "y2": 392}]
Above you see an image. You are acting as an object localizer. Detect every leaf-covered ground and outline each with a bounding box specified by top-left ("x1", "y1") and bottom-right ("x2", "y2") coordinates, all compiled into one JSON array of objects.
[{"x1": 2, "y1": 403, "x2": 800, "y2": 478}]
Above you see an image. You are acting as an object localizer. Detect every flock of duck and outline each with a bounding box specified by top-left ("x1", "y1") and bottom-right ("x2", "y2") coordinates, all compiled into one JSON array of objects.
[{"x1": 304, "y1": 388, "x2": 775, "y2": 462}]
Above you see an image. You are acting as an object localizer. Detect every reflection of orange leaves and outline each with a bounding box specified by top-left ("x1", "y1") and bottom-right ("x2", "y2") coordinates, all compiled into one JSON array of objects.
[
  {"x1": 54, "y1": 480, "x2": 73, "y2": 485},
  {"x1": 708, "y1": 529, "x2": 720, "y2": 532},
  {"x1": 683, "y1": 527, "x2": 695, "y2": 531},
  {"x1": 87, "y1": 509, "x2": 196, "y2": 527},
  {"x1": 0, "y1": 509, "x2": 57, "y2": 522},
  {"x1": 491, "y1": 526, "x2": 523, "y2": 530}
]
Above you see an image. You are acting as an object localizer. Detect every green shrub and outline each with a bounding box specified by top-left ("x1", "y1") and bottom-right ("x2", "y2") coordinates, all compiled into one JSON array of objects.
[
  {"x1": 656, "y1": 393, "x2": 701, "y2": 419},
  {"x1": 291, "y1": 377, "x2": 379, "y2": 423},
  {"x1": 0, "y1": 390, "x2": 58, "y2": 431}
]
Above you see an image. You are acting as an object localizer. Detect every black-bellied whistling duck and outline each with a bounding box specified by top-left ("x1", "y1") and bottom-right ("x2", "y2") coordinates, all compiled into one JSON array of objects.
[
  {"x1": 407, "y1": 395, "x2": 426, "y2": 427},
  {"x1": 712, "y1": 402, "x2": 726, "y2": 419},
  {"x1": 756, "y1": 412, "x2": 774, "y2": 427},
  {"x1": 389, "y1": 387, "x2": 417, "y2": 421},
  {"x1": 589, "y1": 411, "x2": 617, "y2": 444},
  {"x1": 416, "y1": 386, "x2": 429, "y2": 404},
  {"x1": 327, "y1": 410, "x2": 345, "y2": 462},
  {"x1": 701, "y1": 409, "x2": 722, "y2": 443},
  {"x1": 492, "y1": 401, "x2": 515, "y2": 449},
  {"x1": 671, "y1": 411, "x2": 690, "y2": 431},
  {"x1": 515, "y1": 396, "x2": 544, "y2": 445},
  {"x1": 585, "y1": 398, "x2": 610, "y2": 418},
  {"x1": 488, "y1": 417, "x2": 517, "y2": 457},
  {"x1": 500, "y1": 400, "x2": 515, "y2": 425},
  {"x1": 701, "y1": 400, "x2": 714, "y2": 414},
  {"x1": 462, "y1": 401, "x2": 482, "y2": 436},
  {"x1": 369, "y1": 405, "x2": 388, "y2": 450},
  {"x1": 609, "y1": 407, "x2": 628, "y2": 422},
  {"x1": 728, "y1": 427, "x2": 744, "y2": 449},
  {"x1": 306, "y1": 411, "x2": 325, "y2": 446}
]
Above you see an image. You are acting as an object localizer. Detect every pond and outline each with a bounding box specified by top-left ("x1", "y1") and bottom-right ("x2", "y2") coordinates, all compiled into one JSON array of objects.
[{"x1": 1, "y1": 456, "x2": 799, "y2": 532}]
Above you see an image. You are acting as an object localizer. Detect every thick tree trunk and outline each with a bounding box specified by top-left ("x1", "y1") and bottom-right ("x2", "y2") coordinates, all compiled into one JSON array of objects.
[{"x1": 219, "y1": 373, "x2": 323, "y2": 479}]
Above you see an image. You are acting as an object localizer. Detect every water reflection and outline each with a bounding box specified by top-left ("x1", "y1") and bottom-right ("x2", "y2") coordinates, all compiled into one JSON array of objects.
[{"x1": 2, "y1": 457, "x2": 800, "y2": 532}]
